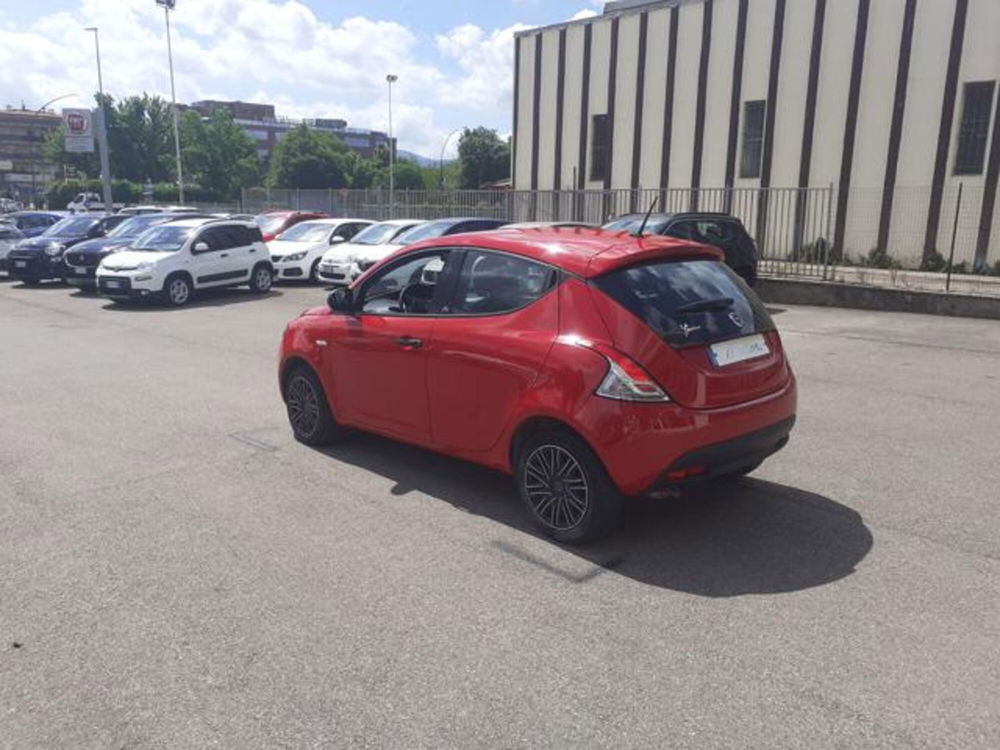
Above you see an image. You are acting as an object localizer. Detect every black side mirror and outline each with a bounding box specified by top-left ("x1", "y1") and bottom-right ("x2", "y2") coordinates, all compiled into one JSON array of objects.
[{"x1": 327, "y1": 287, "x2": 354, "y2": 314}]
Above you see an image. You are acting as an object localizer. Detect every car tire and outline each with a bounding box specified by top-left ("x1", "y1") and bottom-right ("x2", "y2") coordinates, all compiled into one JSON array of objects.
[
  {"x1": 163, "y1": 273, "x2": 192, "y2": 307},
  {"x1": 515, "y1": 428, "x2": 623, "y2": 544},
  {"x1": 309, "y1": 258, "x2": 321, "y2": 283},
  {"x1": 283, "y1": 366, "x2": 346, "y2": 446},
  {"x1": 249, "y1": 263, "x2": 273, "y2": 294}
]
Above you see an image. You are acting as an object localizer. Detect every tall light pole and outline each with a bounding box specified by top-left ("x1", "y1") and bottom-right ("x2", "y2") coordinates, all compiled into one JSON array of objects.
[
  {"x1": 156, "y1": 0, "x2": 184, "y2": 203},
  {"x1": 439, "y1": 127, "x2": 461, "y2": 190},
  {"x1": 84, "y1": 27, "x2": 114, "y2": 213},
  {"x1": 386, "y1": 74, "x2": 397, "y2": 218}
]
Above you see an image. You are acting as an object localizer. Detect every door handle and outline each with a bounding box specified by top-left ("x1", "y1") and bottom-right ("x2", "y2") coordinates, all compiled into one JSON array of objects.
[
  {"x1": 220, "y1": 253, "x2": 229, "y2": 258},
  {"x1": 249, "y1": 248, "x2": 256, "y2": 253},
  {"x1": 396, "y1": 336, "x2": 423, "y2": 349}
]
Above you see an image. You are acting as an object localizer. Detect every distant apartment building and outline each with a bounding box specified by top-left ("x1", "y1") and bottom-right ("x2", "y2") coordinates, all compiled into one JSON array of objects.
[
  {"x1": 189, "y1": 100, "x2": 394, "y2": 162},
  {"x1": 0, "y1": 107, "x2": 60, "y2": 202}
]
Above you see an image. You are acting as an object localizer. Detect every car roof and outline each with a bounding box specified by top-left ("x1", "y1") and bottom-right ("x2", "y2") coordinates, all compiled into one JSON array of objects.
[
  {"x1": 294, "y1": 217, "x2": 370, "y2": 226},
  {"x1": 605, "y1": 212, "x2": 743, "y2": 223},
  {"x1": 15, "y1": 210, "x2": 65, "y2": 218},
  {"x1": 405, "y1": 226, "x2": 722, "y2": 278}
]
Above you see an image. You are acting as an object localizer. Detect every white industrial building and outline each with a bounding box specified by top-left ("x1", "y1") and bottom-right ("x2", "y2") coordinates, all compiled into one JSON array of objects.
[{"x1": 512, "y1": 0, "x2": 1000, "y2": 270}]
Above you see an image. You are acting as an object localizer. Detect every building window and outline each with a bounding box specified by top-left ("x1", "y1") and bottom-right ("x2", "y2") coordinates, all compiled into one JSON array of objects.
[
  {"x1": 740, "y1": 100, "x2": 766, "y2": 179},
  {"x1": 590, "y1": 114, "x2": 610, "y2": 182},
  {"x1": 955, "y1": 81, "x2": 996, "y2": 176}
]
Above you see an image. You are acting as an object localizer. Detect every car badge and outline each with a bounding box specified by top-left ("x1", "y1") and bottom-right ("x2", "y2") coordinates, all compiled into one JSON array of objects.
[
  {"x1": 678, "y1": 323, "x2": 702, "y2": 338},
  {"x1": 728, "y1": 312, "x2": 744, "y2": 327}
]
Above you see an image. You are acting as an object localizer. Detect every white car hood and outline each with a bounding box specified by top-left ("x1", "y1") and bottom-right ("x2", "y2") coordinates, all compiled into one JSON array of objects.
[
  {"x1": 320, "y1": 240, "x2": 374, "y2": 264},
  {"x1": 269, "y1": 240, "x2": 325, "y2": 259},
  {"x1": 101, "y1": 250, "x2": 173, "y2": 270},
  {"x1": 355, "y1": 243, "x2": 405, "y2": 264}
]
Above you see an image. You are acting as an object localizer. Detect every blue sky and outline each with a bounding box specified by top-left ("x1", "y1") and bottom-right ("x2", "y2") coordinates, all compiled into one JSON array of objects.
[{"x1": 0, "y1": 0, "x2": 603, "y2": 157}]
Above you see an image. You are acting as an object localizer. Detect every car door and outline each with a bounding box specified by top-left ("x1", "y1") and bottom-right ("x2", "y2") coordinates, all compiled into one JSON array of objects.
[
  {"x1": 327, "y1": 248, "x2": 457, "y2": 442},
  {"x1": 191, "y1": 226, "x2": 241, "y2": 287},
  {"x1": 426, "y1": 248, "x2": 559, "y2": 453}
]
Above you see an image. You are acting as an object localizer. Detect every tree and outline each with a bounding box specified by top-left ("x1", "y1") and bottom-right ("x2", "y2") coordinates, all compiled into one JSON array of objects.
[
  {"x1": 180, "y1": 109, "x2": 260, "y2": 199},
  {"x1": 107, "y1": 93, "x2": 175, "y2": 182},
  {"x1": 392, "y1": 160, "x2": 425, "y2": 190},
  {"x1": 267, "y1": 124, "x2": 352, "y2": 189},
  {"x1": 457, "y1": 127, "x2": 510, "y2": 189}
]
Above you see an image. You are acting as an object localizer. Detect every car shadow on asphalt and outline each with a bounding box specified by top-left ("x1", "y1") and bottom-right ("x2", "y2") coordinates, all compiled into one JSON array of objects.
[
  {"x1": 312, "y1": 431, "x2": 873, "y2": 597},
  {"x1": 98, "y1": 288, "x2": 285, "y2": 310}
]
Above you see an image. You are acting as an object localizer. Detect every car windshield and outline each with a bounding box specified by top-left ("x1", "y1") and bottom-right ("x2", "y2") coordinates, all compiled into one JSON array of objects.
[
  {"x1": 593, "y1": 259, "x2": 774, "y2": 347},
  {"x1": 276, "y1": 222, "x2": 333, "y2": 242},
  {"x1": 131, "y1": 225, "x2": 194, "y2": 252},
  {"x1": 255, "y1": 214, "x2": 288, "y2": 234},
  {"x1": 107, "y1": 215, "x2": 168, "y2": 239},
  {"x1": 393, "y1": 220, "x2": 455, "y2": 245},
  {"x1": 46, "y1": 217, "x2": 99, "y2": 236},
  {"x1": 603, "y1": 216, "x2": 671, "y2": 235},
  {"x1": 351, "y1": 223, "x2": 415, "y2": 245}
]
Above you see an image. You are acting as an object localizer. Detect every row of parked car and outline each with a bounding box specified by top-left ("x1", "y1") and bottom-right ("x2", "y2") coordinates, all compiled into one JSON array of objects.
[{"x1": 0, "y1": 205, "x2": 760, "y2": 308}]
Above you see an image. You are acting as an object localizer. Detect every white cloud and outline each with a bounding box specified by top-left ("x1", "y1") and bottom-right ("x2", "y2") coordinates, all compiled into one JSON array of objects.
[
  {"x1": 0, "y1": 0, "x2": 526, "y2": 157},
  {"x1": 435, "y1": 22, "x2": 529, "y2": 112},
  {"x1": 570, "y1": 9, "x2": 599, "y2": 21}
]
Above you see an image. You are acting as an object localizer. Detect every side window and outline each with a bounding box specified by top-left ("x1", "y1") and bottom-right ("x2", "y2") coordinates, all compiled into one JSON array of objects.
[
  {"x1": 246, "y1": 225, "x2": 264, "y2": 244},
  {"x1": 194, "y1": 227, "x2": 235, "y2": 252},
  {"x1": 339, "y1": 223, "x2": 366, "y2": 240},
  {"x1": 663, "y1": 221, "x2": 697, "y2": 242},
  {"x1": 449, "y1": 250, "x2": 553, "y2": 316},
  {"x1": 360, "y1": 251, "x2": 452, "y2": 315}
]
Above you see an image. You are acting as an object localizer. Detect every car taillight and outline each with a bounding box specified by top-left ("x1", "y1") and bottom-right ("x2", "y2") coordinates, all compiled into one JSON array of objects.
[{"x1": 563, "y1": 336, "x2": 670, "y2": 403}]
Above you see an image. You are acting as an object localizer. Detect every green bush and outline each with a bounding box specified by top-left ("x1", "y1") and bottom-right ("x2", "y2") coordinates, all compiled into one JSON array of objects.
[
  {"x1": 151, "y1": 182, "x2": 222, "y2": 203},
  {"x1": 921, "y1": 250, "x2": 947, "y2": 272},
  {"x1": 862, "y1": 247, "x2": 902, "y2": 270},
  {"x1": 45, "y1": 179, "x2": 141, "y2": 208}
]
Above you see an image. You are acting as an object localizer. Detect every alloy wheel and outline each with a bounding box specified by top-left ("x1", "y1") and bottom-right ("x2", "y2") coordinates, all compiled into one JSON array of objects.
[
  {"x1": 523, "y1": 444, "x2": 590, "y2": 530},
  {"x1": 255, "y1": 267, "x2": 273, "y2": 291},
  {"x1": 286, "y1": 375, "x2": 320, "y2": 437},
  {"x1": 168, "y1": 278, "x2": 189, "y2": 305}
]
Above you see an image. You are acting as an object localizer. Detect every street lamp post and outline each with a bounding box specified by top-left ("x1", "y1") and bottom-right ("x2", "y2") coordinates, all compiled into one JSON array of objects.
[
  {"x1": 386, "y1": 74, "x2": 397, "y2": 218},
  {"x1": 439, "y1": 128, "x2": 462, "y2": 190},
  {"x1": 84, "y1": 27, "x2": 114, "y2": 213},
  {"x1": 156, "y1": 0, "x2": 184, "y2": 203}
]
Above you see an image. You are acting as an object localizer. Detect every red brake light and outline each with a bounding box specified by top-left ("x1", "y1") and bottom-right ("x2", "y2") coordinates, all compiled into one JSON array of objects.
[{"x1": 562, "y1": 336, "x2": 670, "y2": 403}]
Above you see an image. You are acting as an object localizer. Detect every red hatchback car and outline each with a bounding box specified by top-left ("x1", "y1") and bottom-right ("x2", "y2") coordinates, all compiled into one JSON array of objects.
[
  {"x1": 256, "y1": 211, "x2": 328, "y2": 242},
  {"x1": 279, "y1": 227, "x2": 796, "y2": 542}
]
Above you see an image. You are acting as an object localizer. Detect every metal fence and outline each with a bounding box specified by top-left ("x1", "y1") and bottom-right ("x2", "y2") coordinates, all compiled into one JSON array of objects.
[{"x1": 241, "y1": 185, "x2": 838, "y2": 278}]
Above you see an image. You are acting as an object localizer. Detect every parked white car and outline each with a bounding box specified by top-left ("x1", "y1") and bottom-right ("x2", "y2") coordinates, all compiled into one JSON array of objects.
[
  {"x1": 268, "y1": 218, "x2": 373, "y2": 282},
  {"x1": 95, "y1": 218, "x2": 274, "y2": 306},
  {"x1": 315, "y1": 219, "x2": 424, "y2": 285}
]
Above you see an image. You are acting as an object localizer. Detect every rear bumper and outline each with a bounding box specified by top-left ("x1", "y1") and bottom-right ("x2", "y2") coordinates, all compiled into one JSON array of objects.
[{"x1": 580, "y1": 377, "x2": 797, "y2": 496}]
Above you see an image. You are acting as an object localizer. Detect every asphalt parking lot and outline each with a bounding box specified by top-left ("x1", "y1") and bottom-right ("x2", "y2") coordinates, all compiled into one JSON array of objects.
[{"x1": 1, "y1": 278, "x2": 998, "y2": 749}]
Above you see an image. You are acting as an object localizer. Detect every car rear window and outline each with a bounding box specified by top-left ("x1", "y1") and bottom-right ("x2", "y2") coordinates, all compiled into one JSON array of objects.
[{"x1": 593, "y1": 259, "x2": 774, "y2": 347}]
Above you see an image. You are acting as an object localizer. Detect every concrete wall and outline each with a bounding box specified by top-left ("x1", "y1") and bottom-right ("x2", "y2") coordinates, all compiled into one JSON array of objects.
[{"x1": 513, "y1": 0, "x2": 1000, "y2": 269}]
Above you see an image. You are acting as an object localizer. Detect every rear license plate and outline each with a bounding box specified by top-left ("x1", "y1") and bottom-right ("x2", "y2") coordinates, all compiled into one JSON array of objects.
[
  {"x1": 709, "y1": 334, "x2": 769, "y2": 367},
  {"x1": 104, "y1": 279, "x2": 121, "y2": 289},
  {"x1": 74, "y1": 267, "x2": 88, "y2": 275},
  {"x1": 14, "y1": 260, "x2": 27, "y2": 268}
]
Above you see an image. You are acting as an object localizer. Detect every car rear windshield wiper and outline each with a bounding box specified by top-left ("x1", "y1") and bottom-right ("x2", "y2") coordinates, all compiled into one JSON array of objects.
[{"x1": 675, "y1": 296, "x2": 734, "y2": 314}]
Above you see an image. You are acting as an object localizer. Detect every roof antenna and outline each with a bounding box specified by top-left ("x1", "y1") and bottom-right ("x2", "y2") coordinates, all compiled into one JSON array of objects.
[{"x1": 632, "y1": 196, "x2": 659, "y2": 237}]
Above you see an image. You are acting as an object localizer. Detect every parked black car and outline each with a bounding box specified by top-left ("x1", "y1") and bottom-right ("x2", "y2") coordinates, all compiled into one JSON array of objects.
[
  {"x1": 602, "y1": 212, "x2": 759, "y2": 286},
  {"x1": 8, "y1": 214, "x2": 130, "y2": 284},
  {"x1": 0, "y1": 223, "x2": 25, "y2": 274},
  {"x1": 63, "y1": 212, "x2": 213, "y2": 289}
]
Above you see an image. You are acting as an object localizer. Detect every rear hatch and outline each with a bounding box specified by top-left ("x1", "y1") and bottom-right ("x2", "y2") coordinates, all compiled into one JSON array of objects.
[{"x1": 589, "y1": 258, "x2": 789, "y2": 409}]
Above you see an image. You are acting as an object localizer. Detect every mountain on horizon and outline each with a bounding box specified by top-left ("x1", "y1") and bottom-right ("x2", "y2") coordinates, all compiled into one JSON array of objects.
[{"x1": 397, "y1": 150, "x2": 448, "y2": 167}]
